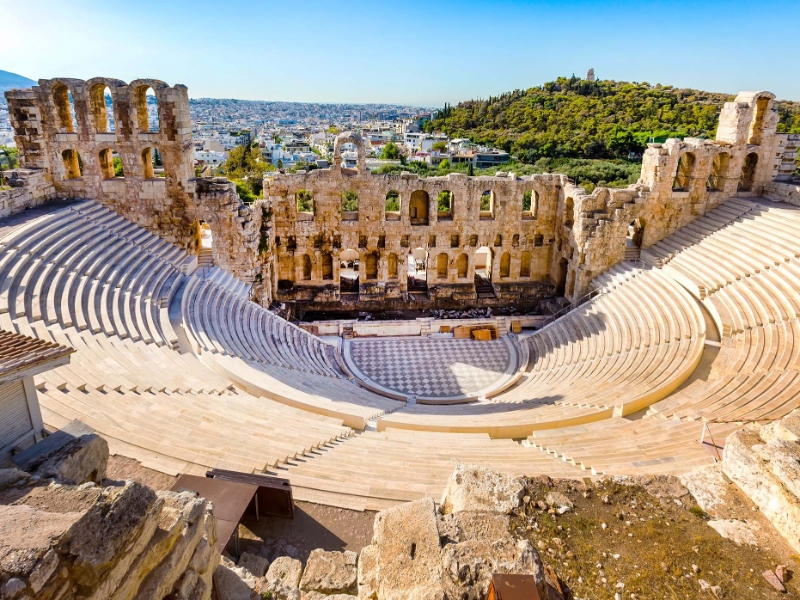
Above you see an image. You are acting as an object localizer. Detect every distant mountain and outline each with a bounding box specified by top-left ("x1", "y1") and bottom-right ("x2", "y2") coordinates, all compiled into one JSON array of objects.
[
  {"x1": 0, "y1": 69, "x2": 36, "y2": 91},
  {"x1": 0, "y1": 70, "x2": 36, "y2": 108}
]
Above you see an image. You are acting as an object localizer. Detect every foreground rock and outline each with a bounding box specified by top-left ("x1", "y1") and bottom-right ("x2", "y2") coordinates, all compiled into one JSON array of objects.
[
  {"x1": 722, "y1": 409, "x2": 800, "y2": 553},
  {"x1": 0, "y1": 476, "x2": 219, "y2": 599},
  {"x1": 357, "y1": 465, "x2": 547, "y2": 600},
  {"x1": 299, "y1": 549, "x2": 358, "y2": 595},
  {"x1": 31, "y1": 433, "x2": 109, "y2": 485}
]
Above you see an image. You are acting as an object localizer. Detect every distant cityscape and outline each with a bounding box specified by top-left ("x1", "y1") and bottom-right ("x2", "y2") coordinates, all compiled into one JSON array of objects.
[{"x1": 0, "y1": 93, "x2": 512, "y2": 173}]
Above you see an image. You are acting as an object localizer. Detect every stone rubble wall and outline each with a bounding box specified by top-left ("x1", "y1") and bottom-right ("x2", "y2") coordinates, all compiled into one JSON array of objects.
[
  {"x1": 0, "y1": 168, "x2": 57, "y2": 219},
  {"x1": 763, "y1": 180, "x2": 800, "y2": 206}
]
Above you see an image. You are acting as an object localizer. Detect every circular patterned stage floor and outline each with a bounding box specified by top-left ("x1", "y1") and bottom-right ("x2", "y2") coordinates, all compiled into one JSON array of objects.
[{"x1": 344, "y1": 337, "x2": 520, "y2": 403}]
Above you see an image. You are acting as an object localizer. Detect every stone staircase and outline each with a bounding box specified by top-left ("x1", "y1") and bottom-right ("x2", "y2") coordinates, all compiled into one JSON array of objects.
[{"x1": 474, "y1": 274, "x2": 495, "y2": 299}]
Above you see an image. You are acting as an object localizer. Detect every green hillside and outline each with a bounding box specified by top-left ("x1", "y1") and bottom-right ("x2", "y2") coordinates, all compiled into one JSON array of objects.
[{"x1": 430, "y1": 76, "x2": 800, "y2": 161}]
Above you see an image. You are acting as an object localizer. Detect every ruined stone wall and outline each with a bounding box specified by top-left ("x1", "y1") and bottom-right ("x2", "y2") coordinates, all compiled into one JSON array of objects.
[
  {"x1": 6, "y1": 78, "x2": 197, "y2": 247},
  {"x1": 266, "y1": 140, "x2": 563, "y2": 308},
  {"x1": 567, "y1": 91, "x2": 784, "y2": 301},
  {"x1": 5, "y1": 78, "x2": 263, "y2": 286},
  {"x1": 0, "y1": 168, "x2": 56, "y2": 219}
]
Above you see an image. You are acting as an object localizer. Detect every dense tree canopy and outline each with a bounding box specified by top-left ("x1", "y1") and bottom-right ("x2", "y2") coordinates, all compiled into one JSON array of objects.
[
  {"x1": 380, "y1": 141, "x2": 400, "y2": 160},
  {"x1": 431, "y1": 77, "x2": 800, "y2": 161},
  {"x1": 216, "y1": 142, "x2": 274, "y2": 202}
]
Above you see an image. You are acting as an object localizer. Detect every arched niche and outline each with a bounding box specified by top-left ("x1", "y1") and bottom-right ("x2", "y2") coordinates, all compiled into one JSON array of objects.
[{"x1": 410, "y1": 190, "x2": 429, "y2": 225}]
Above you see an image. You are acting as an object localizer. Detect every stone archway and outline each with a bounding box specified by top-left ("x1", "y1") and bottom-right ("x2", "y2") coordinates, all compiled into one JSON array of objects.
[{"x1": 333, "y1": 131, "x2": 366, "y2": 171}]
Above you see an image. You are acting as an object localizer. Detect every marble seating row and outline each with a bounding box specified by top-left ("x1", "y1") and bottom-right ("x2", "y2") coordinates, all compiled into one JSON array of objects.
[{"x1": 277, "y1": 427, "x2": 587, "y2": 511}]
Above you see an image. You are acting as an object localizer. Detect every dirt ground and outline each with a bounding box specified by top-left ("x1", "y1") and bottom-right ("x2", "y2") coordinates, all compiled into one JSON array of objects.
[
  {"x1": 105, "y1": 455, "x2": 178, "y2": 491},
  {"x1": 237, "y1": 502, "x2": 376, "y2": 563},
  {"x1": 513, "y1": 476, "x2": 799, "y2": 600}
]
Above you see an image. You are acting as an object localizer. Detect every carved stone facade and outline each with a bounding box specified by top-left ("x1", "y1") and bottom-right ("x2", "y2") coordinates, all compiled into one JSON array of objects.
[{"x1": 3, "y1": 80, "x2": 795, "y2": 310}]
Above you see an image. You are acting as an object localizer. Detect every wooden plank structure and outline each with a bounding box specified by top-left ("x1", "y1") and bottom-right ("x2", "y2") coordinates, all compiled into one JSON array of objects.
[
  {"x1": 487, "y1": 574, "x2": 541, "y2": 600},
  {"x1": 206, "y1": 468, "x2": 294, "y2": 518},
  {"x1": 172, "y1": 474, "x2": 259, "y2": 557}
]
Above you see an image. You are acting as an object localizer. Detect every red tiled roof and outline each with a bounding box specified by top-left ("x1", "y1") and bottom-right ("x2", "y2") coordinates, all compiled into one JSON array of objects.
[{"x1": 0, "y1": 329, "x2": 74, "y2": 379}]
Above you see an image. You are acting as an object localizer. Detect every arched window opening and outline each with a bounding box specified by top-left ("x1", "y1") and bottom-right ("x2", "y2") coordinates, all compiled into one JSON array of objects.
[
  {"x1": 499, "y1": 251, "x2": 511, "y2": 278},
  {"x1": 61, "y1": 149, "x2": 83, "y2": 180},
  {"x1": 385, "y1": 190, "x2": 401, "y2": 220},
  {"x1": 457, "y1": 253, "x2": 468, "y2": 278},
  {"x1": 200, "y1": 221, "x2": 213, "y2": 250},
  {"x1": 512, "y1": 234, "x2": 520, "y2": 247},
  {"x1": 494, "y1": 234, "x2": 502, "y2": 247},
  {"x1": 321, "y1": 252, "x2": 333, "y2": 280},
  {"x1": 408, "y1": 248, "x2": 428, "y2": 291},
  {"x1": 342, "y1": 190, "x2": 359, "y2": 220},
  {"x1": 90, "y1": 85, "x2": 115, "y2": 133},
  {"x1": 134, "y1": 86, "x2": 160, "y2": 133},
  {"x1": 480, "y1": 190, "x2": 494, "y2": 219},
  {"x1": 707, "y1": 152, "x2": 730, "y2": 191},
  {"x1": 340, "y1": 249, "x2": 359, "y2": 293},
  {"x1": 739, "y1": 152, "x2": 758, "y2": 192},
  {"x1": 387, "y1": 253, "x2": 398, "y2": 280},
  {"x1": 437, "y1": 190, "x2": 452, "y2": 219},
  {"x1": 410, "y1": 190, "x2": 429, "y2": 225},
  {"x1": 522, "y1": 189, "x2": 537, "y2": 218},
  {"x1": 141, "y1": 147, "x2": 157, "y2": 179},
  {"x1": 564, "y1": 197, "x2": 574, "y2": 227},
  {"x1": 555, "y1": 258, "x2": 569, "y2": 295},
  {"x1": 475, "y1": 246, "x2": 493, "y2": 282},
  {"x1": 748, "y1": 97, "x2": 770, "y2": 146},
  {"x1": 672, "y1": 153, "x2": 695, "y2": 191},
  {"x1": 437, "y1": 253, "x2": 449, "y2": 279},
  {"x1": 365, "y1": 252, "x2": 379, "y2": 280},
  {"x1": 99, "y1": 148, "x2": 124, "y2": 179},
  {"x1": 520, "y1": 251, "x2": 531, "y2": 278},
  {"x1": 53, "y1": 84, "x2": 77, "y2": 133},
  {"x1": 297, "y1": 189, "x2": 314, "y2": 214},
  {"x1": 301, "y1": 254, "x2": 312, "y2": 280}
]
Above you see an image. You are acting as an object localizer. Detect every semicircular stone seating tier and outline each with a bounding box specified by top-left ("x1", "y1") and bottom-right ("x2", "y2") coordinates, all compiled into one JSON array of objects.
[
  {"x1": 527, "y1": 197, "x2": 800, "y2": 477},
  {"x1": 4, "y1": 196, "x2": 800, "y2": 509}
]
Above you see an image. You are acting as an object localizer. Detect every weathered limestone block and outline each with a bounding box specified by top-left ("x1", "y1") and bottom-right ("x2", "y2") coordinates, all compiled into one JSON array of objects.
[
  {"x1": 213, "y1": 557, "x2": 257, "y2": 600},
  {"x1": 440, "y1": 463, "x2": 525, "y2": 515},
  {"x1": 356, "y1": 545, "x2": 378, "y2": 600},
  {"x1": 66, "y1": 481, "x2": 161, "y2": 591},
  {"x1": 299, "y1": 549, "x2": 357, "y2": 595},
  {"x1": 266, "y1": 556, "x2": 304, "y2": 588},
  {"x1": 707, "y1": 520, "x2": 759, "y2": 546},
  {"x1": 33, "y1": 433, "x2": 109, "y2": 485},
  {"x1": 441, "y1": 538, "x2": 545, "y2": 600},
  {"x1": 132, "y1": 492, "x2": 214, "y2": 600},
  {"x1": 371, "y1": 498, "x2": 444, "y2": 600},
  {"x1": 722, "y1": 413, "x2": 800, "y2": 553},
  {"x1": 237, "y1": 552, "x2": 269, "y2": 579},
  {"x1": 108, "y1": 490, "x2": 206, "y2": 600},
  {"x1": 680, "y1": 464, "x2": 732, "y2": 517}
]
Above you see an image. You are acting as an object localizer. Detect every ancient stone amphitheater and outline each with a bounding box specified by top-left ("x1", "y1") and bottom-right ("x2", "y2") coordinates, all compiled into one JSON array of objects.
[{"x1": 2, "y1": 78, "x2": 799, "y2": 512}]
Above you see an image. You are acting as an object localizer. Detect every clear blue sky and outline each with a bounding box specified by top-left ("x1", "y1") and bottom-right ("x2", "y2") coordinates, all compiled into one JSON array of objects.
[{"x1": 2, "y1": 0, "x2": 798, "y2": 106}]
